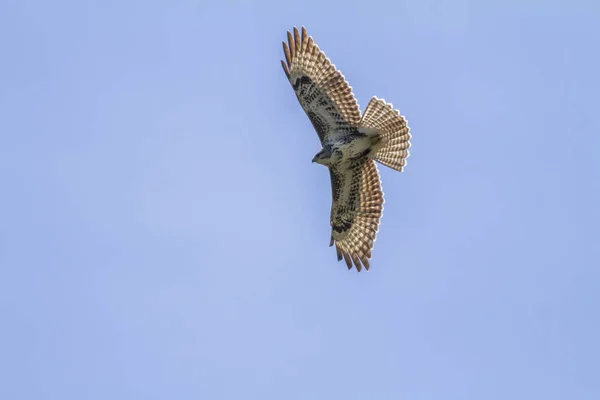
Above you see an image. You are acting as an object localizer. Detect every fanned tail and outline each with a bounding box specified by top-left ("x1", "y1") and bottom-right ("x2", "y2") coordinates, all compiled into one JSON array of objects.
[{"x1": 359, "y1": 96, "x2": 411, "y2": 172}]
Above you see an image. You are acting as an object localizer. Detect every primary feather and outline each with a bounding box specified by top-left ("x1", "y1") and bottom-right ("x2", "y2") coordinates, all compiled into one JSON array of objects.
[{"x1": 282, "y1": 26, "x2": 411, "y2": 271}]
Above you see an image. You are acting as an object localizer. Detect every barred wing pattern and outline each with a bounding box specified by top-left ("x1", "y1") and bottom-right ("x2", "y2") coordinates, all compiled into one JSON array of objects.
[
  {"x1": 281, "y1": 26, "x2": 361, "y2": 143},
  {"x1": 329, "y1": 159, "x2": 384, "y2": 271},
  {"x1": 281, "y1": 26, "x2": 393, "y2": 272}
]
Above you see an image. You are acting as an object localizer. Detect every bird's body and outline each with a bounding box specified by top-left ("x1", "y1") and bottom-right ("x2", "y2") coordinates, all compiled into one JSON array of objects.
[
  {"x1": 281, "y1": 26, "x2": 412, "y2": 271},
  {"x1": 313, "y1": 128, "x2": 383, "y2": 166}
]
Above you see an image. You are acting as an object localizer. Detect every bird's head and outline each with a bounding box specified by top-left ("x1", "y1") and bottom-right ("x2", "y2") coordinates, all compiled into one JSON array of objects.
[{"x1": 312, "y1": 148, "x2": 332, "y2": 166}]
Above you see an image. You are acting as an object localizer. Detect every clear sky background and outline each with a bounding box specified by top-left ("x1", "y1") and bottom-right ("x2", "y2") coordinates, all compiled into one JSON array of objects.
[{"x1": 1, "y1": 1, "x2": 599, "y2": 399}]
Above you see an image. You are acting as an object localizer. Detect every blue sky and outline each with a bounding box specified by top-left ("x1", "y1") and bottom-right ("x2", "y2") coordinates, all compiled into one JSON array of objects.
[{"x1": 1, "y1": 0, "x2": 599, "y2": 399}]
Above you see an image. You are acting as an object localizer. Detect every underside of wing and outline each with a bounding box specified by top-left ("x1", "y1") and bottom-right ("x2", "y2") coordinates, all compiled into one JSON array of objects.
[
  {"x1": 329, "y1": 159, "x2": 384, "y2": 271},
  {"x1": 281, "y1": 26, "x2": 361, "y2": 143}
]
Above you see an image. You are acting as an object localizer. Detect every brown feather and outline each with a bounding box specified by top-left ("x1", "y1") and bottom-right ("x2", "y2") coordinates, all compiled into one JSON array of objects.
[
  {"x1": 282, "y1": 42, "x2": 291, "y2": 69},
  {"x1": 280, "y1": 27, "x2": 410, "y2": 272},
  {"x1": 287, "y1": 31, "x2": 295, "y2": 59},
  {"x1": 280, "y1": 25, "x2": 361, "y2": 143},
  {"x1": 330, "y1": 160, "x2": 384, "y2": 272}
]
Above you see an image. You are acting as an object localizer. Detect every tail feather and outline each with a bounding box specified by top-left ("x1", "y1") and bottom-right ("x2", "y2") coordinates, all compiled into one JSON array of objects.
[{"x1": 359, "y1": 96, "x2": 411, "y2": 172}]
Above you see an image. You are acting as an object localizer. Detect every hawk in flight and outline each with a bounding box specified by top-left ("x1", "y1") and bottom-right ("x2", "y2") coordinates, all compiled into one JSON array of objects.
[{"x1": 281, "y1": 26, "x2": 411, "y2": 271}]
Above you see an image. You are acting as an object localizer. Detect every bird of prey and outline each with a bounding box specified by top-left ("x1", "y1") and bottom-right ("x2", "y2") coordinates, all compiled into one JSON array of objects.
[{"x1": 281, "y1": 26, "x2": 411, "y2": 272}]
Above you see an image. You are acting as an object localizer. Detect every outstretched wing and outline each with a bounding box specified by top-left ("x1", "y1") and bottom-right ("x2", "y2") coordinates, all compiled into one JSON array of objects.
[
  {"x1": 329, "y1": 159, "x2": 384, "y2": 271},
  {"x1": 281, "y1": 26, "x2": 361, "y2": 144}
]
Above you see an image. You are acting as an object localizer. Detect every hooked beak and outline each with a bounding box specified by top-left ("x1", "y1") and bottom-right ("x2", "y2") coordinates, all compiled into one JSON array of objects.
[{"x1": 311, "y1": 155, "x2": 317, "y2": 163}]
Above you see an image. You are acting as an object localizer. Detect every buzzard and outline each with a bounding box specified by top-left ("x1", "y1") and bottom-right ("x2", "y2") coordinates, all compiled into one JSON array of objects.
[{"x1": 281, "y1": 26, "x2": 411, "y2": 272}]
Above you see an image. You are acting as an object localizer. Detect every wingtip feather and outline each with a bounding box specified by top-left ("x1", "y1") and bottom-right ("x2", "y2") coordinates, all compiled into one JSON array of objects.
[
  {"x1": 352, "y1": 254, "x2": 362, "y2": 272},
  {"x1": 282, "y1": 41, "x2": 291, "y2": 68},
  {"x1": 301, "y1": 26, "x2": 308, "y2": 52},
  {"x1": 363, "y1": 258, "x2": 370, "y2": 271},
  {"x1": 342, "y1": 252, "x2": 352, "y2": 269},
  {"x1": 293, "y1": 27, "x2": 301, "y2": 54},
  {"x1": 281, "y1": 60, "x2": 290, "y2": 77},
  {"x1": 287, "y1": 31, "x2": 295, "y2": 58}
]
